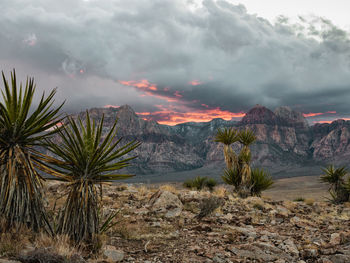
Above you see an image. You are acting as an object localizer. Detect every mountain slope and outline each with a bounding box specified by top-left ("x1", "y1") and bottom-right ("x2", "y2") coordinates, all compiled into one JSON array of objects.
[{"x1": 65, "y1": 105, "x2": 350, "y2": 178}]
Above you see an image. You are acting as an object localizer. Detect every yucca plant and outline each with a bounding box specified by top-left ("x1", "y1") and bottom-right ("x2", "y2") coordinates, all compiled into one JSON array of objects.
[
  {"x1": 205, "y1": 178, "x2": 217, "y2": 192},
  {"x1": 183, "y1": 176, "x2": 207, "y2": 191},
  {"x1": 250, "y1": 168, "x2": 274, "y2": 197},
  {"x1": 0, "y1": 70, "x2": 63, "y2": 233},
  {"x1": 214, "y1": 128, "x2": 238, "y2": 169},
  {"x1": 238, "y1": 129, "x2": 256, "y2": 185},
  {"x1": 320, "y1": 165, "x2": 349, "y2": 203},
  {"x1": 221, "y1": 167, "x2": 241, "y2": 191},
  {"x1": 237, "y1": 129, "x2": 256, "y2": 197},
  {"x1": 45, "y1": 111, "x2": 140, "y2": 244}
]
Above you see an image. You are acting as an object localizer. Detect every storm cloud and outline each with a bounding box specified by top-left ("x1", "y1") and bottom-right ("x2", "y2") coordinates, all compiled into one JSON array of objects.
[{"x1": 1, "y1": 0, "x2": 350, "y2": 124}]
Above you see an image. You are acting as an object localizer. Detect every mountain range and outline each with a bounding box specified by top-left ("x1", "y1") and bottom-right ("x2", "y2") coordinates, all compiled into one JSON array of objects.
[{"x1": 69, "y1": 104, "x2": 350, "y2": 181}]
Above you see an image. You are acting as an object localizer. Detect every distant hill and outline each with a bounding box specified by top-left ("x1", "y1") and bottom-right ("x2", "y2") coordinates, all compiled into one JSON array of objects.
[{"x1": 54, "y1": 104, "x2": 350, "y2": 180}]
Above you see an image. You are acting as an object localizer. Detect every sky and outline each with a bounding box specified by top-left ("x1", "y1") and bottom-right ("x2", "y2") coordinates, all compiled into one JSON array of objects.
[{"x1": 1, "y1": 0, "x2": 350, "y2": 125}]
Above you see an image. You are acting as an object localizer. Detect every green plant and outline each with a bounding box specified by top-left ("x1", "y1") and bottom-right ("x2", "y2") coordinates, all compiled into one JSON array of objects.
[
  {"x1": 216, "y1": 127, "x2": 271, "y2": 198},
  {"x1": 250, "y1": 168, "x2": 273, "y2": 197},
  {"x1": 214, "y1": 128, "x2": 238, "y2": 169},
  {"x1": 205, "y1": 178, "x2": 217, "y2": 192},
  {"x1": 293, "y1": 197, "x2": 305, "y2": 202},
  {"x1": 46, "y1": 111, "x2": 140, "y2": 244},
  {"x1": 221, "y1": 167, "x2": 241, "y2": 190},
  {"x1": 183, "y1": 176, "x2": 217, "y2": 191},
  {"x1": 183, "y1": 176, "x2": 207, "y2": 190},
  {"x1": 0, "y1": 70, "x2": 63, "y2": 233},
  {"x1": 320, "y1": 165, "x2": 349, "y2": 203},
  {"x1": 196, "y1": 197, "x2": 224, "y2": 220}
]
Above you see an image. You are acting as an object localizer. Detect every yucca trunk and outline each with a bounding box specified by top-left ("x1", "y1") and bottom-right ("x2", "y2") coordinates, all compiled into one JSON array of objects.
[
  {"x1": 238, "y1": 145, "x2": 252, "y2": 198},
  {"x1": 57, "y1": 180, "x2": 99, "y2": 244},
  {"x1": 0, "y1": 146, "x2": 52, "y2": 233},
  {"x1": 223, "y1": 145, "x2": 236, "y2": 170}
]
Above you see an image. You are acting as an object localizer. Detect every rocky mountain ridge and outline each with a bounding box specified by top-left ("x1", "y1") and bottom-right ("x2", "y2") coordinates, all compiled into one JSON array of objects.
[{"x1": 68, "y1": 105, "x2": 350, "y2": 178}]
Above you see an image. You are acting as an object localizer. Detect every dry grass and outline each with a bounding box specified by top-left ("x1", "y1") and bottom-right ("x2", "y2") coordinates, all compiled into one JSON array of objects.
[
  {"x1": 213, "y1": 186, "x2": 227, "y2": 198},
  {"x1": 111, "y1": 220, "x2": 151, "y2": 240},
  {"x1": 159, "y1": 184, "x2": 178, "y2": 193},
  {"x1": 34, "y1": 234, "x2": 79, "y2": 258},
  {"x1": 305, "y1": 198, "x2": 315, "y2": 206},
  {"x1": 0, "y1": 220, "x2": 32, "y2": 257},
  {"x1": 137, "y1": 185, "x2": 150, "y2": 197}
]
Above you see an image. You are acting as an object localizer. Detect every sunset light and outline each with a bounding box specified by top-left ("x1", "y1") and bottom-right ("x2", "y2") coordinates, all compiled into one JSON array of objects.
[
  {"x1": 303, "y1": 111, "x2": 337, "y2": 117},
  {"x1": 136, "y1": 106, "x2": 245, "y2": 125}
]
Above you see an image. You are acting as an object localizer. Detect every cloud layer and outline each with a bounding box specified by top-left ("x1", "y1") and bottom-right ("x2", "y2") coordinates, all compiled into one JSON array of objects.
[{"x1": 1, "y1": 0, "x2": 350, "y2": 124}]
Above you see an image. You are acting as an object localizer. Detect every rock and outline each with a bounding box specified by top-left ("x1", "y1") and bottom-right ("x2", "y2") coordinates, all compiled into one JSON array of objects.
[
  {"x1": 275, "y1": 205, "x2": 290, "y2": 218},
  {"x1": 328, "y1": 254, "x2": 350, "y2": 263},
  {"x1": 227, "y1": 225, "x2": 257, "y2": 239},
  {"x1": 103, "y1": 247, "x2": 124, "y2": 262},
  {"x1": 301, "y1": 246, "x2": 319, "y2": 259},
  {"x1": 330, "y1": 233, "x2": 342, "y2": 246},
  {"x1": 229, "y1": 241, "x2": 294, "y2": 262},
  {"x1": 280, "y1": 238, "x2": 299, "y2": 257},
  {"x1": 212, "y1": 255, "x2": 225, "y2": 263},
  {"x1": 149, "y1": 190, "x2": 183, "y2": 218}
]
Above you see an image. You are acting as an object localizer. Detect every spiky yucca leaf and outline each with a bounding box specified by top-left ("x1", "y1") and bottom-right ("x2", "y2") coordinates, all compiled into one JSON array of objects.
[
  {"x1": 320, "y1": 165, "x2": 349, "y2": 203},
  {"x1": 0, "y1": 70, "x2": 63, "y2": 233},
  {"x1": 46, "y1": 111, "x2": 140, "y2": 244},
  {"x1": 221, "y1": 168, "x2": 241, "y2": 190},
  {"x1": 214, "y1": 127, "x2": 238, "y2": 145},
  {"x1": 238, "y1": 129, "x2": 256, "y2": 146},
  {"x1": 215, "y1": 128, "x2": 239, "y2": 169},
  {"x1": 320, "y1": 165, "x2": 347, "y2": 188},
  {"x1": 250, "y1": 168, "x2": 274, "y2": 197}
]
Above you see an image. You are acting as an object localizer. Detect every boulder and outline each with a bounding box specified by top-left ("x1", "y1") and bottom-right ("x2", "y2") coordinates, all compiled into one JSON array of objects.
[
  {"x1": 149, "y1": 190, "x2": 183, "y2": 218},
  {"x1": 103, "y1": 246, "x2": 124, "y2": 262}
]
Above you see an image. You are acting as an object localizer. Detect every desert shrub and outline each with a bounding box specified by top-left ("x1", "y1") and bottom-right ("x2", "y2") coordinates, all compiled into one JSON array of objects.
[
  {"x1": 250, "y1": 168, "x2": 274, "y2": 197},
  {"x1": 0, "y1": 70, "x2": 63, "y2": 233},
  {"x1": 0, "y1": 219, "x2": 32, "y2": 257},
  {"x1": 196, "y1": 197, "x2": 224, "y2": 220},
  {"x1": 183, "y1": 176, "x2": 217, "y2": 191},
  {"x1": 320, "y1": 165, "x2": 349, "y2": 204},
  {"x1": 216, "y1": 128, "x2": 273, "y2": 198},
  {"x1": 293, "y1": 197, "x2": 305, "y2": 202},
  {"x1": 221, "y1": 168, "x2": 241, "y2": 191},
  {"x1": 46, "y1": 111, "x2": 140, "y2": 245},
  {"x1": 205, "y1": 178, "x2": 217, "y2": 192},
  {"x1": 16, "y1": 248, "x2": 73, "y2": 263}
]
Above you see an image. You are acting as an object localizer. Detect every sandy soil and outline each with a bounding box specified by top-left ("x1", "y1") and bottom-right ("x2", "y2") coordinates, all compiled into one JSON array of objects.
[{"x1": 263, "y1": 175, "x2": 329, "y2": 201}]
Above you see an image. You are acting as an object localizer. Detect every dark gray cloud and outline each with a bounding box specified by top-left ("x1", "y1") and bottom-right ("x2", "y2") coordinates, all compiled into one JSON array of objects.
[{"x1": 1, "y1": 0, "x2": 350, "y2": 120}]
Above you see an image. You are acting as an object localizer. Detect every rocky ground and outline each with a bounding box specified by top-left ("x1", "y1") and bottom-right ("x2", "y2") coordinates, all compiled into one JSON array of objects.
[{"x1": 1, "y1": 181, "x2": 350, "y2": 263}]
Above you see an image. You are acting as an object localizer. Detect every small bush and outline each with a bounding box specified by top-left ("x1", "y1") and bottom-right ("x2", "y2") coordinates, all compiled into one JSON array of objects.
[
  {"x1": 293, "y1": 197, "x2": 305, "y2": 202},
  {"x1": 321, "y1": 165, "x2": 350, "y2": 204},
  {"x1": 183, "y1": 176, "x2": 217, "y2": 191},
  {"x1": 250, "y1": 168, "x2": 274, "y2": 197},
  {"x1": 196, "y1": 197, "x2": 224, "y2": 220},
  {"x1": 221, "y1": 168, "x2": 241, "y2": 191},
  {"x1": 205, "y1": 178, "x2": 217, "y2": 192}
]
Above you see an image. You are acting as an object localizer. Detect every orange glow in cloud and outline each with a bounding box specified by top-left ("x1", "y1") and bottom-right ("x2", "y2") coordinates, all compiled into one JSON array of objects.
[
  {"x1": 313, "y1": 120, "x2": 333, "y2": 124},
  {"x1": 189, "y1": 80, "x2": 202, "y2": 86},
  {"x1": 303, "y1": 111, "x2": 337, "y2": 117},
  {"x1": 119, "y1": 79, "x2": 184, "y2": 102},
  {"x1": 174, "y1": 91, "x2": 182, "y2": 98},
  {"x1": 104, "y1": 105, "x2": 120, "y2": 108},
  {"x1": 313, "y1": 117, "x2": 350, "y2": 124},
  {"x1": 136, "y1": 106, "x2": 245, "y2": 125},
  {"x1": 303, "y1": 112, "x2": 323, "y2": 117}
]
